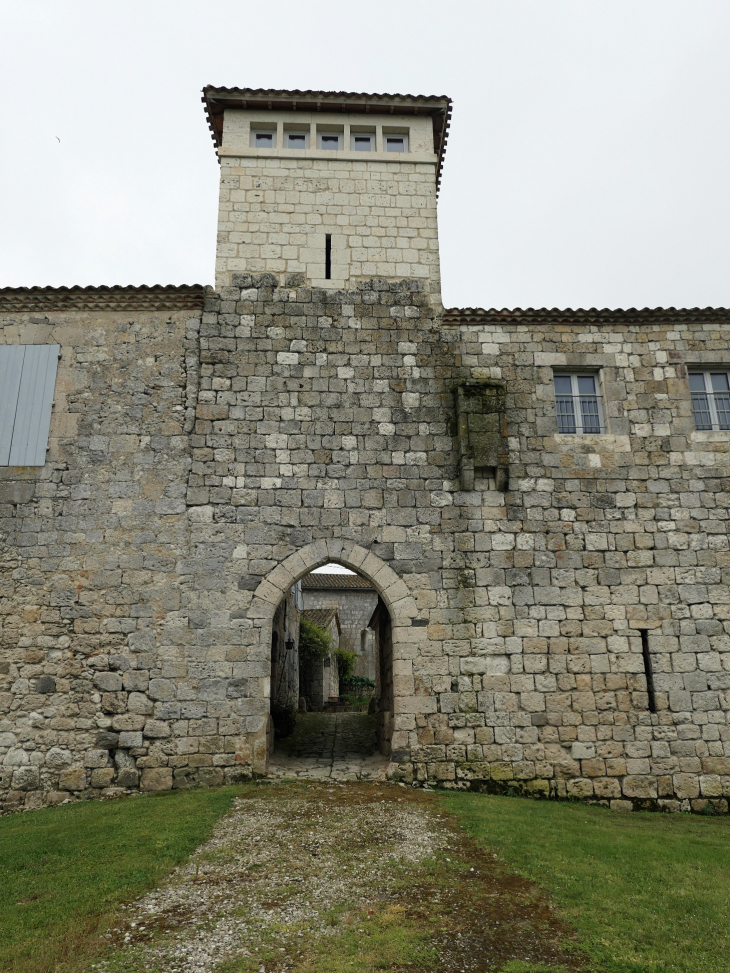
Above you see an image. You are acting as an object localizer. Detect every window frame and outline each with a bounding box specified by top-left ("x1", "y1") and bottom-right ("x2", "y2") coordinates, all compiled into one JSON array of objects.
[
  {"x1": 284, "y1": 130, "x2": 309, "y2": 150},
  {"x1": 350, "y1": 131, "x2": 375, "y2": 152},
  {"x1": 689, "y1": 369, "x2": 730, "y2": 431},
  {"x1": 384, "y1": 134, "x2": 409, "y2": 153},
  {"x1": 317, "y1": 131, "x2": 342, "y2": 150},
  {"x1": 250, "y1": 128, "x2": 277, "y2": 149},
  {"x1": 553, "y1": 371, "x2": 605, "y2": 435}
]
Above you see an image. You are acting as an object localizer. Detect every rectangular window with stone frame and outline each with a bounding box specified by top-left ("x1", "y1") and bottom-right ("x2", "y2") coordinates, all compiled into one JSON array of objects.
[
  {"x1": 553, "y1": 372, "x2": 605, "y2": 434},
  {"x1": 689, "y1": 370, "x2": 730, "y2": 430}
]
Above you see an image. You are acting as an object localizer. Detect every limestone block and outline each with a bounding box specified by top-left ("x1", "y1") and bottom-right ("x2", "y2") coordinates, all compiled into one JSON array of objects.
[
  {"x1": 84, "y1": 750, "x2": 111, "y2": 769},
  {"x1": 128, "y1": 693, "x2": 154, "y2": 715},
  {"x1": 59, "y1": 768, "x2": 87, "y2": 791},
  {"x1": 699, "y1": 775, "x2": 723, "y2": 797},
  {"x1": 11, "y1": 767, "x2": 39, "y2": 791},
  {"x1": 140, "y1": 768, "x2": 173, "y2": 792},
  {"x1": 149, "y1": 679, "x2": 177, "y2": 702},
  {"x1": 566, "y1": 778, "x2": 594, "y2": 798},
  {"x1": 622, "y1": 776, "x2": 658, "y2": 799},
  {"x1": 90, "y1": 768, "x2": 115, "y2": 788},
  {"x1": 45, "y1": 747, "x2": 73, "y2": 769},
  {"x1": 96, "y1": 731, "x2": 120, "y2": 751},
  {"x1": 94, "y1": 672, "x2": 123, "y2": 692},
  {"x1": 123, "y1": 671, "x2": 150, "y2": 692},
  {"x1": 117, "y1": 767, "x2": 140, "y2": 788},
  {"x1": 143, "y1": 720, "x2": 172, "y2": 739},
  {"x1": 592, "y1": 777, "x2": 622, "y2": 799},
  {"x1": 119, "y1": 731, "x2": 143, "y2": 748},
  {"x1": 673, "y1": 774, "x2": 701, "y2": 799}
]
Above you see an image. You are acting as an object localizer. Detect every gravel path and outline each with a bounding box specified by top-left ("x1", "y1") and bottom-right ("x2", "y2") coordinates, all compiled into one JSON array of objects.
[
  {"x1": 92, "y1": 783, "x2": 587, "y2": 973},
  {"x1": 93, "y1": 783, "x2": 448, "y2": 973}
]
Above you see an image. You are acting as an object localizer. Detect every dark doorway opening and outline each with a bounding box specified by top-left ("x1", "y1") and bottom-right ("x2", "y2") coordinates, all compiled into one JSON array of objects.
[{"x1": 267, "y1": 564, "x2": 393, "y2": 778}]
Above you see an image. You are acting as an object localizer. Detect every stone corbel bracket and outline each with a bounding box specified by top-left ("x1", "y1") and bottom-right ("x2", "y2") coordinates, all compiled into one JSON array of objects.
[{"x1": 454, "y1": 380, "x2": 509, "y2": 491}]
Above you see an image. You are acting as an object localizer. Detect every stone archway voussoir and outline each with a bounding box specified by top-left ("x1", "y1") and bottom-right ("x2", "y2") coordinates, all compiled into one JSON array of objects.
[
  {"x1": 280, "y1": 550, "x2": 311, "y2": 583},
  {"x1": 265, "y1": 564, "x2": 297, "y2": 594},
  {"x1": 381, "y1": 579, "x2": 410, "y2": 606},
  {"x1": 248, "y1": 597, "x2": 277, "y2": 621},
  {"x1": 389, "y1": 595, "x2": 418, "y2": 620},
  {"x1": 254, "y1": 579, "x2": 283, "y2": 606}
]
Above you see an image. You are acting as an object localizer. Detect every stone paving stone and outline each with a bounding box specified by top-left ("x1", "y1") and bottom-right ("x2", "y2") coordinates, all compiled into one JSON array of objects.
[{"x1": 268, "y1": 713, "x2": 388, "y2": 781}]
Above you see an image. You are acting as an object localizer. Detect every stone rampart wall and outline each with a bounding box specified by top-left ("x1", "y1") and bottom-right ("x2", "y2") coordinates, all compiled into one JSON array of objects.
[
  {"x1": 0, "y1": 305, "x2": 215, "y2": 806},
  {"x1": 2, "y1": 283, "x2": 730, "y2": 813},
  {"x1": 435, "y1": 309, "x2": 730, "y2": 811}
]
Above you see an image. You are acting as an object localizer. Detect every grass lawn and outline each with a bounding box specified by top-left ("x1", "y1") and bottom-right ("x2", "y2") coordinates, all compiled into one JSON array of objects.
[
  {"x1": 0, "y1": 787, "x2": 237, "y2": 973},
  {"x1": 443, "y1": 791, "x2": 730, "y2": 973}
]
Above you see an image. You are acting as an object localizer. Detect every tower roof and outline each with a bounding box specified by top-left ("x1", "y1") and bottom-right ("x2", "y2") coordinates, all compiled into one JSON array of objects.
[{"x1": 202, "y1": 86, "x2": 452, "y2": 190}]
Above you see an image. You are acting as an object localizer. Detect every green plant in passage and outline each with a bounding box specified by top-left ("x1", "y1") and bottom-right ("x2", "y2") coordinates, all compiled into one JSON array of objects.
[
  {"x1": 335, "y1": 648, "x2": 358, "y2": 682},
  {"x1": 298, "y1": 616, "x2": 333, "y2": 663}
]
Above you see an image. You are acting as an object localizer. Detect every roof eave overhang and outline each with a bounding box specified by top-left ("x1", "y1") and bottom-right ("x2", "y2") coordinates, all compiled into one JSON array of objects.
[
  {"x1": 202, "y1": 86, "x2": 452, "y2": 192},
  {"x1": 0, "y1": 284, "x2": 209, "y2": 313},
  {"x1": 443, "y1": 306, "x2": 730, "y2": 325}
]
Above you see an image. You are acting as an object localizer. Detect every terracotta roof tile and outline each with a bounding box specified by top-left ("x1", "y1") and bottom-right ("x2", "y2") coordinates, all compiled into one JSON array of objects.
[
  {"x1": 0, "y1": 285, "x2": 208, "y2": 313},
  {"x1": 301, "y1": 573, "x2": 373, "y2": 590},
  {"x1": 443, "y1": 306, "x2": 730, "y2": 326},
  {"x1": 302, "y1": 607, "x2": 340, "y2": 632}
]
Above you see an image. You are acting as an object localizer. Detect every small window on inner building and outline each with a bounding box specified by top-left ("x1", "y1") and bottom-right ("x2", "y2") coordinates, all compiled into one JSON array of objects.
[
  {"x1": 351, "y1": 133, "x2": 374, "y2": 151},
  {"x1": 689, "y1": 370, "x2": 730, "y2": 430},
  {"x1": 554, "y1": 373, "x2": 604, "y2": 434},
  {"x1": 385, "y1": 135, "x2": 407, "y2": 152},
  {"x1": 286, "y1": 132, "x2": 308, "y2": 149},
  {"x1": 319, "y1": 133, "x2": 341, "y2": 150}
]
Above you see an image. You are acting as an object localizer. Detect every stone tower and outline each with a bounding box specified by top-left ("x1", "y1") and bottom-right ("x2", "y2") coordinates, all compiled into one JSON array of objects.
[{"x1": 203, "y1": 87, "x2": 451, "y2": 298}]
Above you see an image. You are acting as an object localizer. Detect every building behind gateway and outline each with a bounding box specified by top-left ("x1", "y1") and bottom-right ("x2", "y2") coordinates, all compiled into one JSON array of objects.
[{"x1": 2, "y1": 86, "x2": 730, "y2": 814}]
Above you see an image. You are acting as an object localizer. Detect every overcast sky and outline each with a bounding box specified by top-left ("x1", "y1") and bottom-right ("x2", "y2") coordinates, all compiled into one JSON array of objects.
[{"x1": 2, "y1": 1, "x2": 730, "y2": 310}]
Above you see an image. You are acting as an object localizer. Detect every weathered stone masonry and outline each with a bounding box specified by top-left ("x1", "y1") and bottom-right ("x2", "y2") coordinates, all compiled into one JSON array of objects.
[
  {"x1": 4, "y1": 283, "x2": 730, "y2": 814},
  {"x1": 3, "y1": 85, "x2": 730, "y2": 814}
]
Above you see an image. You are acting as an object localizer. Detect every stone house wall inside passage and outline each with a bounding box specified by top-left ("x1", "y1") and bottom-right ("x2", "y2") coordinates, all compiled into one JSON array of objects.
[
  {"x1": 302, "y1": 586, "x2": 379, "y2": 681},
  {"x1": 269, "y1": 580, "x2": 301, "y2": 727},
  {"x1": 300, "y1": 609, "x2": 340, "y2": 710}
]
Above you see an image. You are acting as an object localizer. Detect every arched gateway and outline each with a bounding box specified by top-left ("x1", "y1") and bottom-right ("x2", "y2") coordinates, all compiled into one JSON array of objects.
[{"x1": 248, "y1": 542, "x2": 416, "y2": 771}]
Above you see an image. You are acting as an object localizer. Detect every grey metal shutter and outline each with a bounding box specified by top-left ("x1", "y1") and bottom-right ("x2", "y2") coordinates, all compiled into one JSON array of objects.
[
  {"x1": 0, "y1": 346, "x2": 25, "y2": 464},
  {"x1": 0, "y1": 345, "x2": 60, "y2": 466}
]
